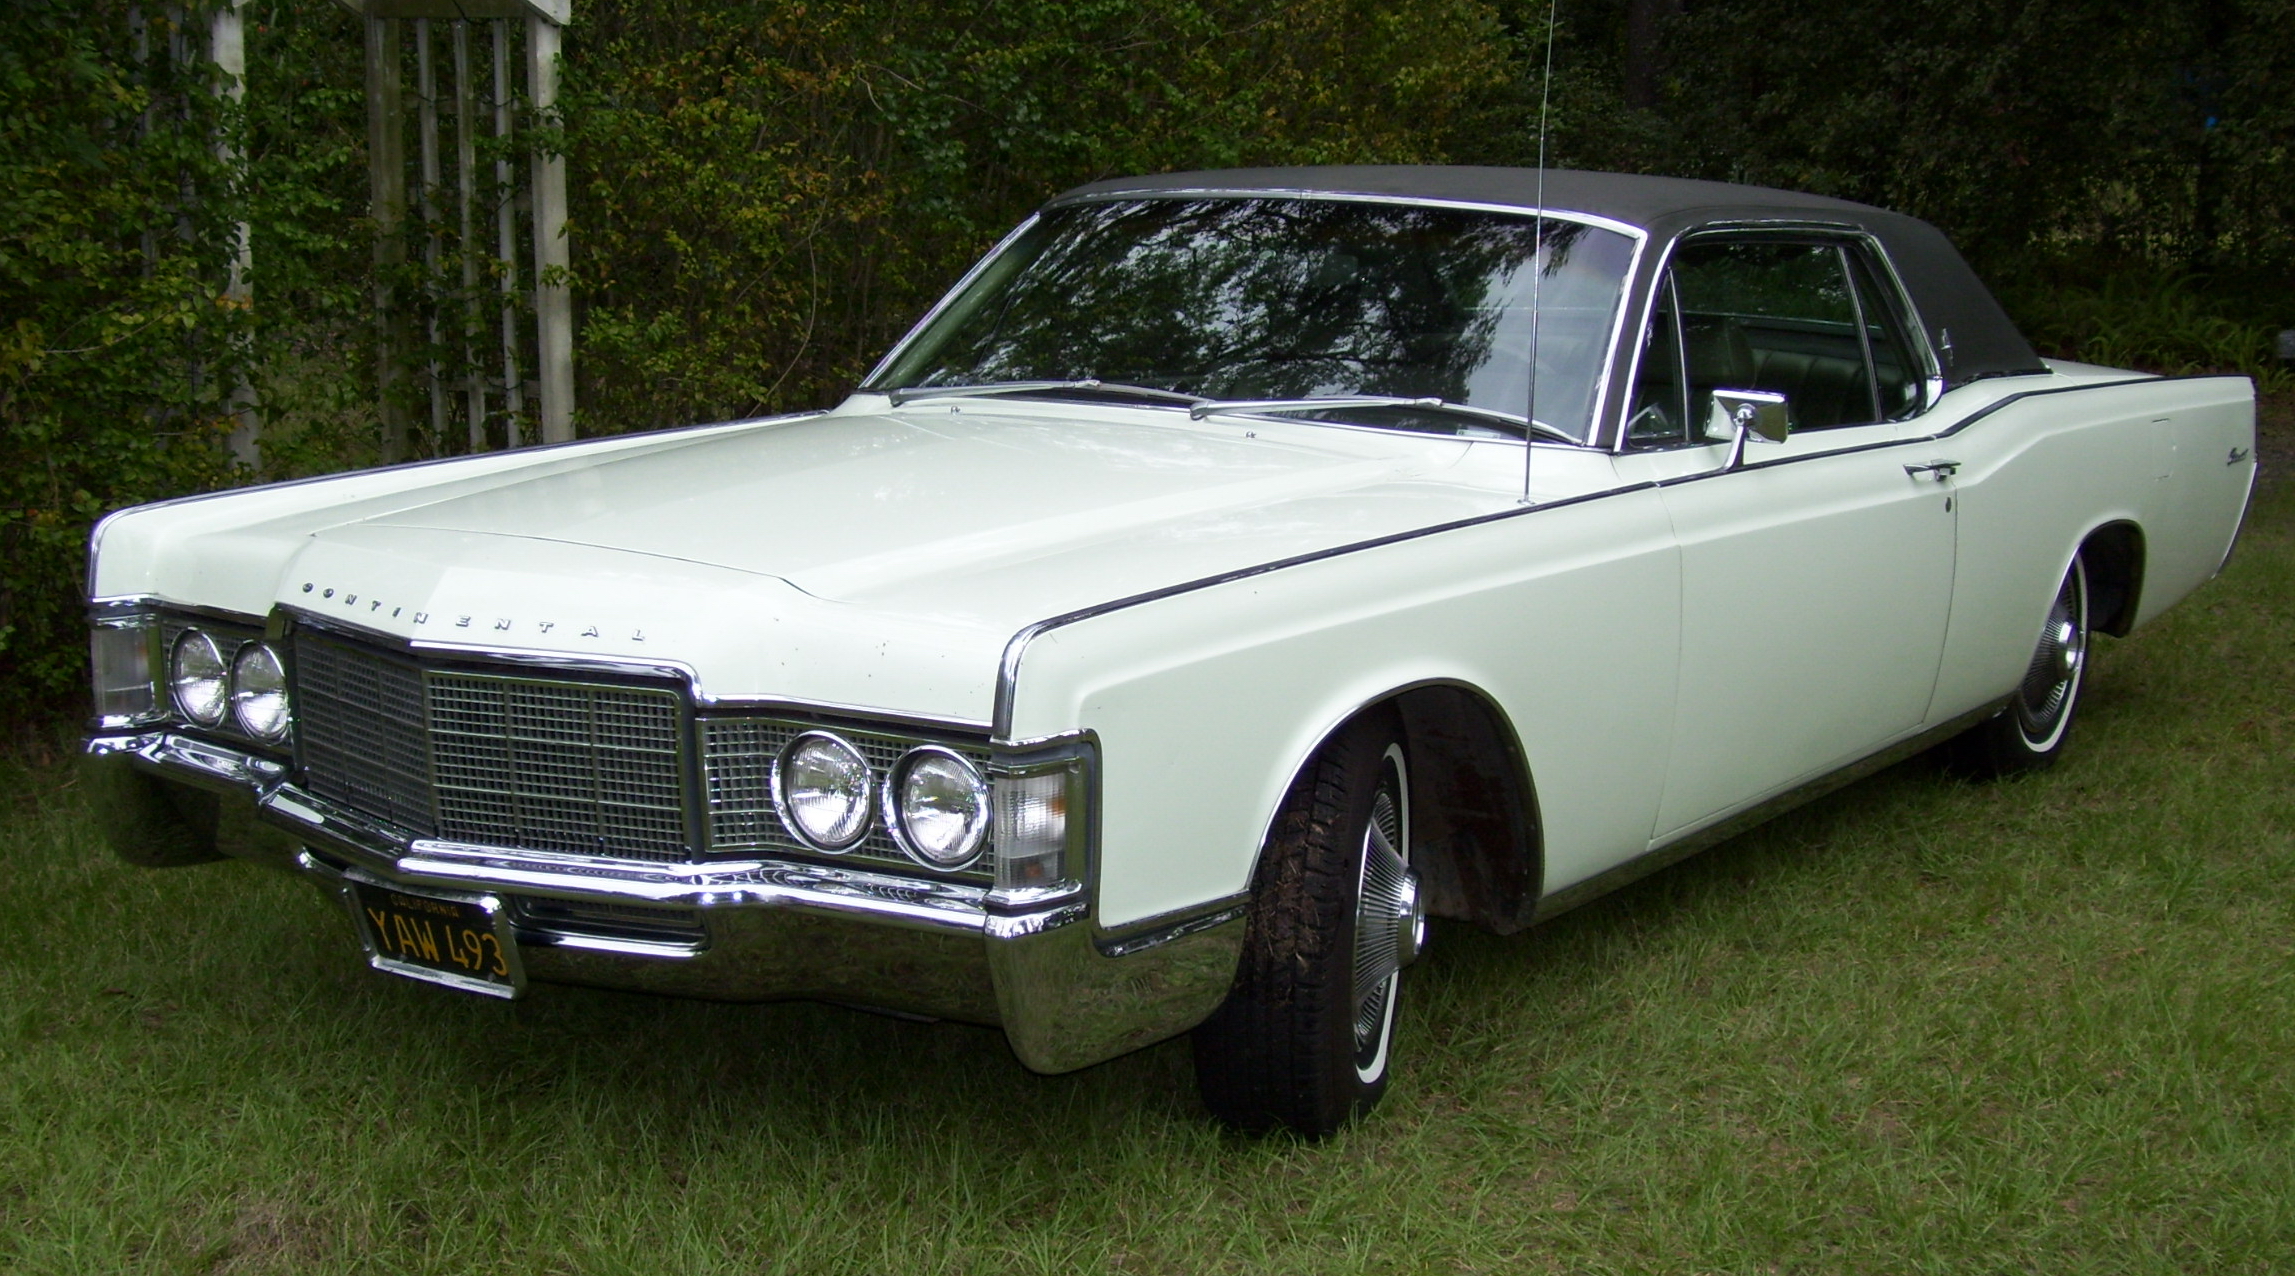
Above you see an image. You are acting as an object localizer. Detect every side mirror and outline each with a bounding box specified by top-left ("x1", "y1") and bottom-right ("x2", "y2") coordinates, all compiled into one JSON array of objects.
[
  {"x1": 1704, "y1": 388, "x2": 1790, "y2": 469},
  {"x1": 1704, "y1": 388, "x2": 1790, "y2": 443}
]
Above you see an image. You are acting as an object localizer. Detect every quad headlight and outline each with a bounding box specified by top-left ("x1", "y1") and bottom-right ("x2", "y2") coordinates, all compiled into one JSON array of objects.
[
  {"x1": 886, "y1": 747, "x2": 991, "y2": 870},
  {"x1": 762, "y1": 733, "x2": 995, "y2": 871},
  {"x1": 772, "y1": 731, "x2": 874, "y2": 851},
  {"x1": 169, "y1": 630, "x2": 231, "y2": 726},
  {"x1": 151, "y1": 625, "x2": 292, "y2": 743},
  {"x1": 746, "y1": 727, "x2": 1082, "y2": 883},
  {"x1": 229, "y1": 642, "x2": 291, "y2": 741}
]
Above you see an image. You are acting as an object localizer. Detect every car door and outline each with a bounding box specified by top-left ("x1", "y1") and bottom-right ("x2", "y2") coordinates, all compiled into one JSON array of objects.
[{"x1": 1615, "y1": 233, "x2": 1957, "y2": 842}]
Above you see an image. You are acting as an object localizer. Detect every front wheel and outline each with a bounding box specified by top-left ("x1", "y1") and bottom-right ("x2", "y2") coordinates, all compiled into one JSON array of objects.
[
  {"x1": 1946, "y1": 554, "x2": 2091, "y2": 778},
  {"x1": 1191, "y1": 713, "x2": 1427, "y2": 1136}
]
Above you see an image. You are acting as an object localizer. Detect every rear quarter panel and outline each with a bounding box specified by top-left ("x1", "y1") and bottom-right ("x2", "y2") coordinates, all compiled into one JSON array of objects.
[
  {"x1": 2145, "y1": 378, "x2": 2258, "y2": 618},
  {"x1": 1932, "y1": 374, "x2": 2254, "y2": 718}
]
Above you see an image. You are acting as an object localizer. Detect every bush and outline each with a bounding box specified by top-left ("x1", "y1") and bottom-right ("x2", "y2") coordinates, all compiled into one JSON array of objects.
[
  {"x1": 563, "y1": 0, "x2": 1517, "y2": 429},
  {"x1": 2002, "y1": 268, "x2": 2293, "y2": 392},
  {"x1": 0, "y1": 1, "x2": 248, "y2": 718}
]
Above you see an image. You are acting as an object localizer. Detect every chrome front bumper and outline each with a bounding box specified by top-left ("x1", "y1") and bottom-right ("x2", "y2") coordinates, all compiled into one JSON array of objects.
[{"x1": 85, "y1": 730, "x2": 1246, "y2": 1074}]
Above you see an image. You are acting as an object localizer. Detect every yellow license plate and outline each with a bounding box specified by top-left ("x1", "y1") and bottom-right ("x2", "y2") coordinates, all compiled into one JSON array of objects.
[{"x1": 350, "y1": 881, "x2": 521, "y2": 998}]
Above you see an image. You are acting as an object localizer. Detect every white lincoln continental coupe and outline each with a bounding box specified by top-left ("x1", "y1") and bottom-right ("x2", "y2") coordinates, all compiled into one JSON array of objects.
[{"x1": 85, "y1": 168, "x2": 2255, "y2": 1135}]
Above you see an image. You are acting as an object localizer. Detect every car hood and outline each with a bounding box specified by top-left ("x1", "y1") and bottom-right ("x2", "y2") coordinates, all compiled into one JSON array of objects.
[
  {"x1": 347, "y1": 401, "x2": 1503, "y2": 610},
  {"x1": 121, "y1": 399, "x2": 1544, "y2": 725}
]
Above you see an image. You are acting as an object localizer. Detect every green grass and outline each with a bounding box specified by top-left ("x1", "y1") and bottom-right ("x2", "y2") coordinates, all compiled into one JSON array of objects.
[{"x1": 8, "y1": 484, "x2": 2295, "y2": 1275}]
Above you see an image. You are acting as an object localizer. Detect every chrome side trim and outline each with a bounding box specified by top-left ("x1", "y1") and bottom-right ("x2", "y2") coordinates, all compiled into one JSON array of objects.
[
  {"x1": 1097, "y1": 895, "x2": 1250, "y2": 957},
  {"x1": 1529, "y1": 698, "x2": 2009, "y2": 925}
]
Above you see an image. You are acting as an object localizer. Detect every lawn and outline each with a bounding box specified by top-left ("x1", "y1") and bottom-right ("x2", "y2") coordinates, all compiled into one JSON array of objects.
[{"x1": 6, "y1": 429, "x2": 2294, "y2": 1274}]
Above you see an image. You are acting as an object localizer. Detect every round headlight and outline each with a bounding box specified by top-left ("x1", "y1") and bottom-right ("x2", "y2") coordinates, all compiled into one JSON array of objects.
[
  {"x1": 773, "y1": 732, "x2": 873, "y2": 851},
  {"x1": 170, "y1": 630, "x2": 229, "y2": 726},
  {"x1": 230, "y1": 642, "x2": 290, "y2": 741},
  {"x1": 887, "y1": 747, "x2": 990, "y2": 871}
]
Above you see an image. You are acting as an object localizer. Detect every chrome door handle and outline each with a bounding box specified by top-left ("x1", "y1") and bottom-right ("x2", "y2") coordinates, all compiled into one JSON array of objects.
[{"x1": 1904, "y1": 460, "x2": 1960, "y2": 481}]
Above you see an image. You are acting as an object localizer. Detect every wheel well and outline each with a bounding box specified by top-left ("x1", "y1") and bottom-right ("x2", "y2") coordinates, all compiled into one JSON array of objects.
[
  {"x1": 1381, "y1": 683, "x2": 1543, "y2": 935},
  {"x1": 2081, "y1": 522, "x2": 2145, "y2": 637}
]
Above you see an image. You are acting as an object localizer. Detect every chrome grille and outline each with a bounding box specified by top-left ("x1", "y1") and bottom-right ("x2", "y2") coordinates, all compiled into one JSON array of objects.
[
  {"x1": 296, "y1": 636, "x2": 434, "y2": 834},
  {"x1": 293, "y1": 635, "x2": 690, "y2": 861},
  {"x1": 430, "y1": 675, "x2": 688, "y2": 859},
  {"x1": 703, "y1": 718, "x2": 992, "y2": 876}
]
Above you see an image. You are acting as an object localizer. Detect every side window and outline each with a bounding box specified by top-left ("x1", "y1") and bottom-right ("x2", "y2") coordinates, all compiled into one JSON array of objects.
[
  {"x1": 1844, "y1": 250, "x2": 1925, "y2": 420},
  {"x1": 1670, "y1": 239, "x2": 1881, "y2": 431},
  {"x1": 1625, "y1": 275, "x2": 1688, "y2": 447}
]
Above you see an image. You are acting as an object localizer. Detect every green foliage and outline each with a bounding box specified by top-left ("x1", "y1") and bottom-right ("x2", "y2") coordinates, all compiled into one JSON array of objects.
[
  {"x1": 1492, "y1": 0, "x2": 2295, "y2": 282},
  {"x1": 0, "y1": 0, "x2": 246, "y2": 714},
  {"x1": 234, "y1": 2, "x2": 381, "y2": 480},
  {"x1": 0, "y1": 2, "x2": 380, "y2": 723},
  {"x1": 563, "y1": 0, "x2": 1516, "y2": 429},
  {"x1": 2004, "y1": 268, "x2": 2294, "y2": 393}
]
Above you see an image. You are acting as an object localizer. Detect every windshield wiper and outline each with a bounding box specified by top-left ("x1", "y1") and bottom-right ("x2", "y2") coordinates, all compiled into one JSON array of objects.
[
  {"x1": 1187, "y1": 395, "x2": 1582, "y2": 445},
  {"x1": 882, "y1": 380, "x2": 1208, "y2": 408}
]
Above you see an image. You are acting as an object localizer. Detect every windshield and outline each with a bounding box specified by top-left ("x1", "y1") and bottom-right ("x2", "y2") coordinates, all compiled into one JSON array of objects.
[{"x1": 868, "y1": 197, "x2": 1637, "y2": 442}]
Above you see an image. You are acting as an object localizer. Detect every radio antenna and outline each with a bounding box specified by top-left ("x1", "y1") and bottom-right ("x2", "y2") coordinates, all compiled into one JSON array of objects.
[{"x1": 1522, "y1": 0, "x2": 1559, "y2": 506}]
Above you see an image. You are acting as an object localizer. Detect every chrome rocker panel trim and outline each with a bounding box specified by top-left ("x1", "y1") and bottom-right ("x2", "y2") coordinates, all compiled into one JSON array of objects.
[
  {"x1": 86, "y1": 730, "x2": 1245, "y2": 1074},
  {"x1": 1530, "y1": 697, "x2": 2012, "y2": 925}
]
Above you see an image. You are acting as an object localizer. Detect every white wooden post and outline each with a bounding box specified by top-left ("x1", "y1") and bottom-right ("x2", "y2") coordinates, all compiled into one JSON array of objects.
[
  {"x1": 414, "y1": 19, "x2": 446, "y2": 448},
  {"x1": 453, "y1": 21, "x2": 484, "y2": 452},
  {"x1": 362, "y1": 14, "x2": 411, "y2": 462},
  {"x1": 527, "y1": 13, "x2": 574, "y2": 444},
  {"x1": 345, "y1": 0, "x2": 570, "y2": 455},
  {"x1": 492, "y1": 21, "x2": 524, "y2": 447},
  {"x1": 210, "y1": 0, "x2": 258, "y2": 469}
]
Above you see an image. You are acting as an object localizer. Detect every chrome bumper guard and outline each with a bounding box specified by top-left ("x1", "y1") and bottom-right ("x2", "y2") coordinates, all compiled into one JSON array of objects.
[{"x1": 86, "y1": 730, "x2": 1245, "y2": 1074}]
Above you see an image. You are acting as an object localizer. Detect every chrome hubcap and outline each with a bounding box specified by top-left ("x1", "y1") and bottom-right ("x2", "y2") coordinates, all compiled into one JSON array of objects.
[
  {"x1": 1353, "y1": 770, "x2": 1421, "y2": 1072},
  {"x1": 2015, "y1": 562, "x2": 2087, "y2": 746}
]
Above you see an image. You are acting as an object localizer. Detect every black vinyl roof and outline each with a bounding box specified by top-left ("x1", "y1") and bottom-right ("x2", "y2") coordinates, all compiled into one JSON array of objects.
[{"x1": 1051, "y1": 166, "x2": 2047, "y2": 389}]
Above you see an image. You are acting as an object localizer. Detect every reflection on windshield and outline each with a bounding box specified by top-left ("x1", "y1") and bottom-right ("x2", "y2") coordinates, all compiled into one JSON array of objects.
[{"x1": 870, "y1": 198, "x2": 1635, "y2": 442}]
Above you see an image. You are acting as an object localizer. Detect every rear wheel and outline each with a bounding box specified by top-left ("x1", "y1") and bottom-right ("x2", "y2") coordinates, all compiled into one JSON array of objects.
[
  {"x1": 1192, "y1": 713, "x2": 1426, "y2": 1136},
  {"x1": 1947, "y1": 555, "x2": 2090, "y2": 777}
]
